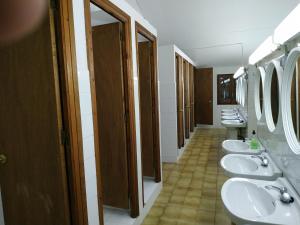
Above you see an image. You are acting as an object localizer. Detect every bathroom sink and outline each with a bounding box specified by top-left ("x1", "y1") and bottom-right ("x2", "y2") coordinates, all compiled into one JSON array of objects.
[
  {"x1": 222, "y1": 115, "x2": 239, "y2": 120},
  {"x1": 222, "y1": 109, "x2": 236, "y2": 113},
  {"x1": 221, "y1": 177, "x2": 300, "y2": 225},
  {"x1": 222, "y1": 139, "x2": 264, "y2": 155},
  {"x1": 220, "y1": 153, "x2": 282, "y2": 180},
  {"x1": 221, "y1": 119, "x2": 246, "y2": 128},
  {"x1": 222, "y1": 112, "x2": 237, "y2": 116}
]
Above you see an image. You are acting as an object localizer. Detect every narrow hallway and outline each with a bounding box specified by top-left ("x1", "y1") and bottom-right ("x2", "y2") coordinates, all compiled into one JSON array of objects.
[{"x1": 142, "y1": 128, "x2": 231, "y2": 225}]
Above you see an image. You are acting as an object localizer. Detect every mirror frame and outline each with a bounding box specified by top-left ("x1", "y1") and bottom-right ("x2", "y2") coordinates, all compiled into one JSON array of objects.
[
  {"x1": 264, "y1": 60, "x2": 282, "y2": 132},
  {"x1": 254, "y1": 67, "x2": 265, "y2": 120},
  {"x1": 282, "y1": 47, "x2": 300, "y2": 154}
]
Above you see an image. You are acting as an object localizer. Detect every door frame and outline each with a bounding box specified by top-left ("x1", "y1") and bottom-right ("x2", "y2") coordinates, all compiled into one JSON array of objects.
[
  {"x1": 135, "y1": 22, "x2": 162, "y2": 184},
  {"x1": 83, "y1": 0, "x2": 139, "y2": 220},
  {"x1": 45, "y1": 1, "x2": 88, "y2": 225}
]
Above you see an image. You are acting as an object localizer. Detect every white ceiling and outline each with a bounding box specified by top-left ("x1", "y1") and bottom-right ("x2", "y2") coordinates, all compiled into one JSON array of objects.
[{"x1": 125, "y1": 0, "x2": 300, "y2": 67}]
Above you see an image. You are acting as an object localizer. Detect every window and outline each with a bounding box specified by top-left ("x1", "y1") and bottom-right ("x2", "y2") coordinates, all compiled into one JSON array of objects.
[{"x1": 217, "y1": 74, "x2": 237, "y2": 105}]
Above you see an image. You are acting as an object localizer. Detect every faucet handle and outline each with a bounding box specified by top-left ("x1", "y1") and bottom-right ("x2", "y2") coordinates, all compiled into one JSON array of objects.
[{"x1": 265, "y1": 185, "x2": 294, "y2": 204}]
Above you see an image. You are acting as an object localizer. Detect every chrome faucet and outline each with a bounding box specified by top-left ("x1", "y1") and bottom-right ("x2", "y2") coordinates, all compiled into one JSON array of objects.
[
  {"x1": 265, "y1": 185, "x2": 294, "y2": 204},
  {"x1": 251, "y1": 155, "x2": 269, "y2": 167}
]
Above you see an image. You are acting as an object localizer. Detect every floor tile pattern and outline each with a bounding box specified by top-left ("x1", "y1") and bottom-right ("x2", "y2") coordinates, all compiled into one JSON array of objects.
[{"x1": 142, "y1": 128, "x2": 232, "y2": 225}]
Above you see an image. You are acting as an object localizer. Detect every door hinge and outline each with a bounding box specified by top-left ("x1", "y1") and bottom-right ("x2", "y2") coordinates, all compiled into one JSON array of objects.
[
  {"x1": 61, "y1": 129, "x2": 70, "y2": 147},
  {"x1": 50, "y1": 0, "x2": 58, "y2": 10}
]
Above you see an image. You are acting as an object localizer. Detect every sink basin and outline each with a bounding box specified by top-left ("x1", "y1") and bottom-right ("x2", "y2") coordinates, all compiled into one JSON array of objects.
[
  {"x1": 221, "y1": 177, "x2": 300, "y2": 225},
  {"x1": 222, "y1": 112, "x2": 237, "y2": 116},
  {"x1": 220, "y1": 153, "x2": 282, "y2": 180},
  {"x1": 222, "y1": 109, "x2": 236, "y2": 113},
  {"x1": 221, "y1": 119, "x2": 246, "y2": 128},
  {"x1": 222, "y1": 139, "x2": 264, "y2": 155},
  {"x1": 222, "y1": 115, "x2": 239, "y2": 120}
]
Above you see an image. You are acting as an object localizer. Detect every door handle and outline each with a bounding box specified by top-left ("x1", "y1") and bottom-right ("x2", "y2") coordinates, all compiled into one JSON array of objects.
[
  {"x1": 208, "y1": 100, "x2": 212, "y2": 103},
  {"x1": 0, "y1": 154, "x2": 7, "y2": 164}
]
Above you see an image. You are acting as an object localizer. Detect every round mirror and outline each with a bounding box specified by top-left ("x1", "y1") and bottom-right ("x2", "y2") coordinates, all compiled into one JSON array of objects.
[
  {"x1": 291, "y1": 57, "x2": 300, "y2": 140},
  {"x1": 265, "y1": 61, "x2": 281, "y2": 132},
  {"x1": 254, "y1": 67, "x2": 265, "y2": 120},
  {"x1": 282, "y1": 47, "x2": 300, "y2": 154},
  {"x1": 270, "y1": 69, "x2": 279, "y2": 125}
]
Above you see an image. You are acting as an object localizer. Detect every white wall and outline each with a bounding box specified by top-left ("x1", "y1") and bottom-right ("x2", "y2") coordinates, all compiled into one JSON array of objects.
[
  {"x1": 72, "y1": 0, "x2": 161, "y2": 224},
  {"x1": 158, "y1": 45, "x2": 196, "y2": 162}
]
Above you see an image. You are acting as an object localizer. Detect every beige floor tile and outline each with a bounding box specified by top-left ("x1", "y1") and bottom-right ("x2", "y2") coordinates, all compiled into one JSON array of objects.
[{"x1": 142, "y1": 128, "x2": 231, "y2": 225}]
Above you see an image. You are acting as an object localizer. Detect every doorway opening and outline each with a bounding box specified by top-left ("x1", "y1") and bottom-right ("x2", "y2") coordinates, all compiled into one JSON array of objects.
[
  {"x1": 84, "y1": 0, "x2": 139, "y2": 224},
  {"x1": 135, "y1": 22, "x2": 161, "y2": 205}
]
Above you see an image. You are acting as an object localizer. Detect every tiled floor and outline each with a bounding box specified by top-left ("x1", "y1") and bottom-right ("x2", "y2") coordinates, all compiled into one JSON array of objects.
[{"x1": 142, "y1": 128, "x2": 232, "y2": 225}]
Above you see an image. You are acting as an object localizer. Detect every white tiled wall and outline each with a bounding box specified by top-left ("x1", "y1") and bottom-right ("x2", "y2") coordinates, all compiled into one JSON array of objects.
[
  {"x1": 72, "y1": 0, "x2": 100, "y2": 224},
  {"x1": 158, "y1": 45, "x2": 196, "y2": 163}
]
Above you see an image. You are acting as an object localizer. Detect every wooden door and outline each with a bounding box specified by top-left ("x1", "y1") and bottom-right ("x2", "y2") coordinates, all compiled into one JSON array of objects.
[
  {"x1": 92, "y1": 23, "x2": 129, "y2": 209},
  {"x1": 0, "y1": 9, "x2": 72, "y2": 225},
  {"x1": 183, "y1": 60, "x2": 190, "y2": 139},
  {"x1": 189, "y1": 64, "x2": 195, "y2": 131},
  {"x1": 176, "y1": 55, "x2": 184, "y2": 148},
  {"x1": 194, "y1": 68, "x2": 213, "y2": 125},
  {"x1": 138, "y1": 42, "x2": 154, "y2": 177}
]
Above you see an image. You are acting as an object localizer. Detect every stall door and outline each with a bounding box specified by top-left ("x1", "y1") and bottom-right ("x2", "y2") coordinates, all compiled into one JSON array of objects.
[
  {"x1": 183, "y1": 60, "x2": 190, "y2": 138},
  {"x1": 138, "y1": 42, "x2": 155, "y2": 177},
  {"x1": 92, "y1": 23, "x2": 129, "y2": 209},
  {"x1": 194, "y1": 68, "x2": 213, "y2": 125},
  {"x1": 189, "y1": 64, "x2": 195, "y2": 131},
  {"x1": 0, "y1": 10, "x2": 71, "y2": 225},
  {"x1": 176, "y1": 56, "x2": 185, "y2": 148}
]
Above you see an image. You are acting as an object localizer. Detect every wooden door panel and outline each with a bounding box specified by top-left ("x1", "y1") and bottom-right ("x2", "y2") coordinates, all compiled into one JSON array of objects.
[
  {"x1": 189, "y1": 64, "x2": 195, "y2": 131},
  {"x1": 183, "y1": 61, "x2": 190, "y2": 138},
  {"x1": 0, "y1": 12, "x2": 71, "y2": 225},
  {"x1": 138, "y1": 42, "x2": 154, "y2": 177},
  {"x1": 194, "y1": 68, "x2": 213, "y2": 125},
  {"x1": 92, "y1": 23, "x2": 129, "y2": 209},
  {"x1": 176, "y1": 56, "x2": 184, "y2": 148}
]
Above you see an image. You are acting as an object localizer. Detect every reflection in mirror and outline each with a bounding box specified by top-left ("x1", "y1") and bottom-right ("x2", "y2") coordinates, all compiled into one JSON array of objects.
[
  {"x1": 291, "y1": 57, "x2": 300, "y2": 139},
  {"x1": 271, "y1": 69, "x2": 279, "y2": 126},
  {"x1": 259, "y1": 75, "x2": 263, "y2": 113}
]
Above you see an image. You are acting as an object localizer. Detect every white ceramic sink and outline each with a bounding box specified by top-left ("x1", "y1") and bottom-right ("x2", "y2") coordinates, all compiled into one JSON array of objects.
[
  {"x1": 222, "y1": 139, "x2": 264, "y2": 155},
  {"x1": 222, "y1": 115, "x2": 239, "y2": 120},
  {"x1": 221, "y1": 120, "x2": 246, "y2": 128},
  {"x1": 222, "y1": 109, "x2": 236, "y2": 113},
  {"x1": 222, "y1": 112, "x2": 237, "y2": 116},
  {"x1": 221, "y1": 177, "x2": 300, "y2": 225},
  {"x1": 220, "y1": 153, "x2": 282, "y2": 180}
]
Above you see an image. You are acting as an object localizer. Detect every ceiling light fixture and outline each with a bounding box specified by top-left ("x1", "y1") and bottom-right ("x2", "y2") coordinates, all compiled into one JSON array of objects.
[
  {"x1": 274, "y1": 3, "x2": 300, "y2": 45},
  {"x1": 248, "y1": 36, "x2": 278, "y2": 65}
]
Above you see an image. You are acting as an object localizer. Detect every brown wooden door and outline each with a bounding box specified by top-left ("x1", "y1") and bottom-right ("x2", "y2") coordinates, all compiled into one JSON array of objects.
[
  {"x1": 0, "y1": 10, "x2": 71, "y2": 225},
  {"x1": 183, "y1": 60, "x2": 190, "y2": 139},
  {"x1": 138, "y1": 42, "x2": 154, "y2": 177},
  {"x1": 176, "y1": 55, "x2": 184, "y2": 148},
  {"x1": 194, "y1": 68, "x2": 213, "y2": 125},
  {"x1": 189, "y1": 64, "x2": 195, "y2": 131},
  {"x1": 92, "y1": 23, "x2": 129, "y2": 209}
]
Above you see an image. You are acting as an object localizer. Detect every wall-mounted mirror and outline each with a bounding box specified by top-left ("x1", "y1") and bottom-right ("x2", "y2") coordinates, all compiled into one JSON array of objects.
[
  {"x1": 265, "y1": 62, "x2": 281, "y2": 132},
  {"x1": 282, "y1": 47, "x2": 300, "y2": 154},
  {"x1": 271, "y1": 69, "x2": 280, "y2": 125},
  {"x1": 291, "y1": 56, "x2": 300, "y2": 140}
]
